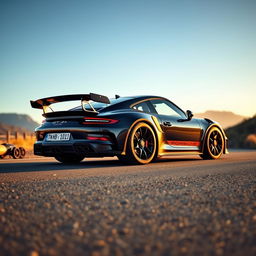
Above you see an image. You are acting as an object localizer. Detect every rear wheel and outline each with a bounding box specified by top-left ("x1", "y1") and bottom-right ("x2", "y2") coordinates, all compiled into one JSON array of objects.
[
  {"x1": 19, "y1": 147, "x2": 26, "y2": 158},
  {"x1": 55, "y1": 155, "x2": 84, "y2": 164},
  {"x1": 12, "y1": 147, "x2": 21, "y2": 159},
  {"x1": 119, "y1": 122, "x2": 157, "y2": 164},
  {"x1": 201, "y1": 127, "x2": 224, "y2": 160}
]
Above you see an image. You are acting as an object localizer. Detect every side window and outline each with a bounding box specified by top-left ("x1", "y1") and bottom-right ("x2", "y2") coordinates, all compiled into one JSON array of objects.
[
  {"x1": 151, "y1": 99, "x2": 185, "y2": 118},
  {"x1": 132, "y1": 101, "x2": 151, "y2": 113}
]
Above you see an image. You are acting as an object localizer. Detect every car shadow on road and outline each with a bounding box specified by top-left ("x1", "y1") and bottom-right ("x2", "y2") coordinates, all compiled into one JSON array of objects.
[{"x1": 0, "y1": 157, "x2": 201, "y2": 174}]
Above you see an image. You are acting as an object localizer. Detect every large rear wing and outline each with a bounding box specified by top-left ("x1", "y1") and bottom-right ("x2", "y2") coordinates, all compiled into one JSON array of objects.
[{"x1": 30, "y1": 93, "x2": 110, "y2": 113}]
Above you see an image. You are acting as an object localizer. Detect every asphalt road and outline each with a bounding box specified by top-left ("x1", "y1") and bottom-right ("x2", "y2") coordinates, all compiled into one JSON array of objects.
[{"x1": 0, "y1": 152, "x2": 256, "y2": 256}]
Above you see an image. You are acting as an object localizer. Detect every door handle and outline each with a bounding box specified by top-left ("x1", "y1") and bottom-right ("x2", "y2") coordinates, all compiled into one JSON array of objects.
[{"x1": 163, "y1": 121, "x2": 172, "y2": 127}]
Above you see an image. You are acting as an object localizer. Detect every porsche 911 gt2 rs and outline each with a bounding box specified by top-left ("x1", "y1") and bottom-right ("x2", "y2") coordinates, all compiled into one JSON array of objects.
[{"x1": 31, "y1": 93, "x2": 228, "y2": 164}]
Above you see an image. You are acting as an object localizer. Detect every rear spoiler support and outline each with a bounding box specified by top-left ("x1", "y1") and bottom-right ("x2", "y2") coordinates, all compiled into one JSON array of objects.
[{"x1": 30, "y1": 93, "x2": 110, "y2": 114}]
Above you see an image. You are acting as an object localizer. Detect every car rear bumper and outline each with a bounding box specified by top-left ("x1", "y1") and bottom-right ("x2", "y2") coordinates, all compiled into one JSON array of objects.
[{"x1": 34, "y1": 140, "x2": 121, "y2": 157}]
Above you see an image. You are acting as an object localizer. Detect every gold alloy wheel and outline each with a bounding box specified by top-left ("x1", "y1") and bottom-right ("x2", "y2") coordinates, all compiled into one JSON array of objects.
[
  {"x1": 205, "y1": 127, "x2": 224, "y2": 159},
  {"x1": 129, "y1": 122, "x2": 157, "y2": 164}
]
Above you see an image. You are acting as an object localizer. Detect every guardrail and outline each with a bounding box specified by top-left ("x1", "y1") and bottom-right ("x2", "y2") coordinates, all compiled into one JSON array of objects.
[{"x1": 0, "y1": 131, "x2": 35, "y2": 143}]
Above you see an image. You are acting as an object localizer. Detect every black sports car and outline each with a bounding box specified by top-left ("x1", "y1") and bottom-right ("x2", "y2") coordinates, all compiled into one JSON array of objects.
[{"x1": 31, "y1": 93, "x2": 228, "y2": 164}]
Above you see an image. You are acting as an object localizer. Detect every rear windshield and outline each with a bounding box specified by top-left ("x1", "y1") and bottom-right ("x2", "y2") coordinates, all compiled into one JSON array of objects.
[{"x1": 70, "y1": 97, "x2": 132, "y2": 111}]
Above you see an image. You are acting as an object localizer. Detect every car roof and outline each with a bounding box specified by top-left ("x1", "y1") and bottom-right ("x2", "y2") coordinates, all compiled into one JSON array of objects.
[
  {"x1": 121, "y1": 95, "x2": 163, "y2": 100},
  {"x1": 100, "y1": 95, "x2": 167, "y2": 112},
  {"x1": 111, "y1": 95, "x2": 165, "y2": 103}
]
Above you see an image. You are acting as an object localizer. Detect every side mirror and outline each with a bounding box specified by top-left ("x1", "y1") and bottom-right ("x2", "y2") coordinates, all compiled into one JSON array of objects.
[{"x1": 186, "y1": 110, "x2": 193, "y2": 120}]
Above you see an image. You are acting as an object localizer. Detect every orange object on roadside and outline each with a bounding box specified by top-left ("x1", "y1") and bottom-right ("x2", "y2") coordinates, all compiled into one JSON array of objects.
[{"x1": 0, "y1": 145, "x2": 7, "y2": 156}]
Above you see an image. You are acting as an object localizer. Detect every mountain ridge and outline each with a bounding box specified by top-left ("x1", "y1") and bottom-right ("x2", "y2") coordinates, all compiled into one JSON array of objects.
[
  {"x1": 225, "y1": 116, "x2": 256, "y2": 149},
  {"x1": 194, "y1": 110, "x2": 247, "y2": 129},
  {"x1": 0, "y1": 113, "x2": 39, "y2": 132},
  {"x1": 0, "y1": 122, "x2": 32, "y2": 134}
]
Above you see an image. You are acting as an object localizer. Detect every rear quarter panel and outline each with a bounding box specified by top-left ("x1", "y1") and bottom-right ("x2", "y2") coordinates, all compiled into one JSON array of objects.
[{"x1": 99, "y1": 110, "x2": 161, "y2": 153}]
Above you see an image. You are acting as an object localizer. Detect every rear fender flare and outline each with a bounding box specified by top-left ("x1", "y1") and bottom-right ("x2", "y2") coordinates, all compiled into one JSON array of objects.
[{"x1": 121, "y1": 118, "x2": 161, "y2": 156}]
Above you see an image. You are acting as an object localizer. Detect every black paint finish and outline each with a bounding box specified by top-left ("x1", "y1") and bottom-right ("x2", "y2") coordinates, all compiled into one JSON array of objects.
[{"x1": 31, "y1": 95, "x2": 228, "y2": 160}]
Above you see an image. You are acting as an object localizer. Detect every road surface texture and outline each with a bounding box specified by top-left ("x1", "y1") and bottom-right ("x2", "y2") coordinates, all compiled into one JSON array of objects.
[{"x1": 0, "y1": 152, "x2": 256, "y2": 256}]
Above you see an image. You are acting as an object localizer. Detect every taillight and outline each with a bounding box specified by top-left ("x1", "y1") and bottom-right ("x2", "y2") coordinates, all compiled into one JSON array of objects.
[
  {"x1": 82, "y1": 117, "x2": 119, "y2": 124},
  {"x1": 87, "y1": 136, "x2": 109, "y2": 141},
  {"x1": 36, "y1": 132, "x2": 45, "y2": 141}
]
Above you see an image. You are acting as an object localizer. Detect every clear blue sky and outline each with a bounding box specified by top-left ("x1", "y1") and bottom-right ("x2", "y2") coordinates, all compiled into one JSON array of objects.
[{"x1": 1, "y1": 0, "x2": 255, "y2": 122}]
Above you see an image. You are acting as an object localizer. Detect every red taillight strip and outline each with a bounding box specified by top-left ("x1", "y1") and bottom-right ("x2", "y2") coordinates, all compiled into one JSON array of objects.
[
  {"x1": 167, "y1": 140, "x2": 200, "y2": 147},
  {"x1": 83, "y1": 117, "x2": 119, "y2": 124},
  {"x1": 87, "y1": 136, "x2": 109, "y2": 141}
]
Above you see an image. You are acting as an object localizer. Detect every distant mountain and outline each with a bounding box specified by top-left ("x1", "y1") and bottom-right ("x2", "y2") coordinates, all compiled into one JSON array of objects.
[
  {"x1": 225, "y1": 116, "x2": 256, "y2": 149},
  {"x1": 194, "y1": 111, "x2": 247, "y2": 129},
  {"x1": 0, "y1": 113, "x2": 39, "y2": 131},
  {"x1": 0, "y1": 122, "x2": 32, "y2": 134}
]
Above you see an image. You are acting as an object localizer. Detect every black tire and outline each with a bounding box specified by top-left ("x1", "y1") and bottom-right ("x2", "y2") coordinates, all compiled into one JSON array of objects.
[
  {"x1": 12, "y1": 147, "x2": 21, "y2": 159},
  {"x1": 19, "y1": 147, "x2": 26, "y2": 158},
  {"x1": 55, "y1": 154, "x2": 84, "y2": 164},
  {"x1": 119, "y1": 122, "x2": 157, "y2": 164},
  {"x1": 200, "y1": 127, "x2": 224, "y2": 160}
]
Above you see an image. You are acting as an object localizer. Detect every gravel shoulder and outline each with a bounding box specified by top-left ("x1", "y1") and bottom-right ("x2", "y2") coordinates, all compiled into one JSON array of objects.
[{"x1": 0, "y1": 152, "x2": 256, "y2": 256}]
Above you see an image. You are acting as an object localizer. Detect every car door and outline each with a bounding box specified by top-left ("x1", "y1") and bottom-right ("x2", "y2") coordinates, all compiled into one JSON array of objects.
[{"x1": 150, "y1": 99, "x2": 203, "y2": 151}]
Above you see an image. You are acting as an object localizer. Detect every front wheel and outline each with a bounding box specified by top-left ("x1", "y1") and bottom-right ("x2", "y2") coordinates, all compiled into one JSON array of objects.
[
  {"x1": 201, "y1": 127, "x2": 224, "y2": 160},
  {"x1": 119, "y1": 122, "x2": 157, "y2": 164},
  {"x1": 55, "y1": 155, "x2": 84, "y2": 164}
]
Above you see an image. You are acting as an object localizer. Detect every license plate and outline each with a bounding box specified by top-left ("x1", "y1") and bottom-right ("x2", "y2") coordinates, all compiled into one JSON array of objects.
[{"x1": 46, "y1": 133, "x2": 71, "y2": 141}]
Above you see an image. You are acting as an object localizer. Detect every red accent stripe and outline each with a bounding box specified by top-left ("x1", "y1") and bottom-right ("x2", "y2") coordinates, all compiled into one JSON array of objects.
[{"x1": 167, "y1": 140, "x2": 200, "y2": 147}]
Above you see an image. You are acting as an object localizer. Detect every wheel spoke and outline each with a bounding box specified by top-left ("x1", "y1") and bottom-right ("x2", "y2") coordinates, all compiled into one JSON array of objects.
[
  {"x1": 142, "y1": 148, "x2": 148, "y2": 159},
  {"x1": 134, "y1": 132, "x2": 140, "y2": 141},
  {"x1": 143, "y1": 127, "x2": 148, "y2": 137},
  {"x1": 139, "y1": 127, "x2": 144, "y2": 138},
  {"x1": 139, "y1": 148, "x2": 143, "y2": 158},
  {"x1": 145, "y1": 134, "x2": 152, "y2": 141},
  {"x1": 144, "y1": 146, "x2": 152, "y2": 155}
]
